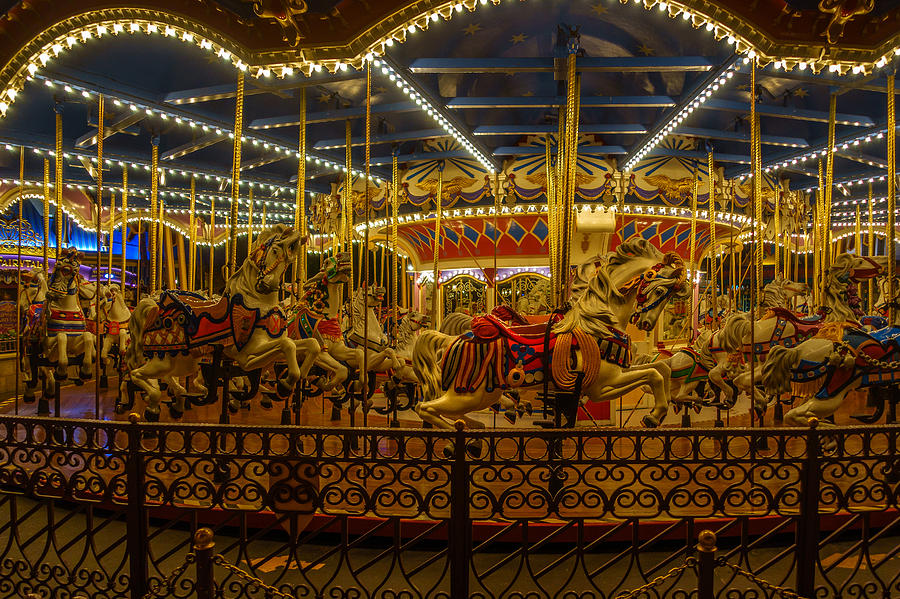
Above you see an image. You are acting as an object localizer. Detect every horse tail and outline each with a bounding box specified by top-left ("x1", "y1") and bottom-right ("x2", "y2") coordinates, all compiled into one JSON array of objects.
[
  {"x1": 412, "y1": 329, "x2": 452, "y2": 402},
  {"x1": 719, "y1": 312, "x2": 750, "y2": 353},
  {"x1": 761, "y1": 345, "x2": 801, "y2": 395},
  {"x1": 125, "y1": 297, "x2": 157, "y2": 369}
]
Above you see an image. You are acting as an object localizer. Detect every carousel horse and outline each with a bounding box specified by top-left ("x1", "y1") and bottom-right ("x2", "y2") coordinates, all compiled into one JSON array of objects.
[
  {"x1": 97, "y1": 284, "x2": 131, "y2": 386},
  {"x1": 763, "y1": 273, "x2": 900, "y2": 428},
  {"x1": 671, "y1": 277, "x2": 808, "y2": 410},
  {"x1": 657, "y1": 317, "x2": 745, "y2": 410},
  {"x1": 124, "y1": 225, "x2": 314, "y2": 422},
  {"x1": 232, "y1": 253, "x2": 356, "y2": 411},
  {"x1": 18, "y1": 269, "x2": 47, "y2": 370},
  {"x1": 717, "y1": 257, "x2": 882, "y2": 406},
  {"x1": 412, "y1": 239, "x2": 689, "y2": 442},
  {"x1": 379, "y1": 309, "x2": 431, "y2": 416},
  {"x1": 22, "y1": 248, "x2": 96, "y2": 405},
  {"x1": 344, "y1": 285, "x2": 403, "y2": 373}
]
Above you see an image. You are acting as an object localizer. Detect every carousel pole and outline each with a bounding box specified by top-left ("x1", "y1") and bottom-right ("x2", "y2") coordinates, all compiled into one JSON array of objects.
[
  {"x1": 108, "y1": 191, "x2": 115, "y2": 285},
  {"x1": 815, "y1": 159, "x2": 824, "y2": 307},
  {"x1": 689, "y1": 174, "x2": 698, "y2": 340},
  {"x1": 121, "y1": 167, "x2": 128, "y2": 295},
  {"x1": 888, "y1": 73, "x2": 896, "y2": 323},
  {"x1": 707, "y1": 149, "x2": 718, "y2": 324},
  {"x1": 868, "y1": 182, "x2": 875, "y2": 312},
  {"x1": 208, "y1": 196, "x2": 215, "y2": 295},
  {"x1": 188, "y1": 176, "x2": 195, "y2": 291},
  {"x1": 247, "y1": 189, "x2": 254, "y2": 250},
  {"x1": 545, "y1": 136, "x2": 556, "y2": 301},
  {"x1": 55, "y1": 106, "x2": 62, "y2": 260},
  {"x1": 150, "y1": 137, "x2": 159, "y2": 294},
  {"x1": 391, "y1": 152, "x2": 399, "y2": 332},
  {"x1": 553, "y1": 111, "x2": 565, "y2": 301},
  {"x1": 228, "y1": 73, "x2": 244, "y2": 279},
  {"x1": 295, "y1": 89, "x2": 307, "y2": 289},
  {"x1": 362, "y1": 61, "x2": 372, "y2": 429},
  {"x1": 825, "y1": 94, "x2": 837, "y2": 272},
  {"x1": 432, "y1": 166, "x2": 443, "y2": 328},
  {"x1": 729, "y1": 194, "x2": 735, "y2": 312},
  {"x1": 158, "y1": 196, "x2": 165, "y2": 290},
  {"x1": 95, "y1": 94, "x2": 104, "y2": 418},
  {"x1": 492, "y1": 171, "x2": 500, "y2": 307},
  {"x1": 749, "y1": 61, "x2": 760, "y2": 423},
  {"x1": 773, "y1": 179, "x2": 781, "y2": 281},
  {"x1": 560, "y1": 54, "x2": 580, "y2": 303},
  {"x1": 17, "y1": 147, "x2": 25, "y2": 415},
  {"x1": 42, "y1": 157, "x2": 49, "y2": 275},
  {"x1": 345, "y1": 119, "x2": 354, "y2": 306}
]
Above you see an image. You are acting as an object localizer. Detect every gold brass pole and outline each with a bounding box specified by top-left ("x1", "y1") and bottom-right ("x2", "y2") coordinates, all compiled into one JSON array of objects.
[
  {"x1": 208, "y1": 196, "x2": 215, "y2": 295},
  {"x1": 888, "y1": 73, "x2": 896, "y2": 323},
  {"x1": 247, "y1": 188, "x2": 254, "y2": 250},
  {"x1": 95, "y1": 94, "x2": 104, "y2": 418},
  {"x1": 295, "y1": 88, "x2": 307, "y2": 287},
  {"x1": 689, "y1": 174, "x2": 698, "y2": 338},
  {"x1": 391, "y1": 153, "x2": 399, "y2": 330},
  {"x1": 150, "y1": 139, "x2": 159, "y2": 293},
  {"x1": 188, "y1": 176, "x2": 195, "y2": 291},
  {"x1": 16, "y1": 147, "x2": 24, "y2": 414},
  {"x1": 868, "y1": 182, "x2": 875, "y2": 313},
  {"x1": 229, "y1": 73, "x2": 244, "y2": 278},
  {"x1": 55, "y1": 110, "x2": 62, "y2": 259},
  {"x1": 121, "y1": 167, "x2": 128, "y2": 295},
  {"x1": 432, "y1": 167, "x2": 443, "y2": 328},
  {"x1": 42, "y1": 158, "x2": 49, "y2": 269}
]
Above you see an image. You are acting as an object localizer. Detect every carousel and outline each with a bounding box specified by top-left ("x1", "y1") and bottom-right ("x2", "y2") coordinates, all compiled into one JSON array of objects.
[{"x1": 0, "y1": 0, "x2": 898, "y2": 598}]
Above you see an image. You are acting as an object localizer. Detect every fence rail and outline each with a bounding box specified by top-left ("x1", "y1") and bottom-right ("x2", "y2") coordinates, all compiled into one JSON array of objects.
[{"x1": 0, "y1": 414, "x2": 898, "y2": 598}]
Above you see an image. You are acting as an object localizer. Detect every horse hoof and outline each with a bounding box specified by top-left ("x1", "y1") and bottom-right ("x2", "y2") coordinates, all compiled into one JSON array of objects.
[
  {"x1": 642, "y1": 414, "x2": 660, "y2": 428},
  {"x1": 228, "y1": 399, "x2": 241, "y2": 414},
  {"x1": 168, "y1": 405, "x2": 184, "y2": 419},
  {"x1": 23, "y1": 390, "x2": 35, "y2": 404},
  {"x1": 260, "y1": 397, "x2": 273, "y2": 409},
  {"x1": 143, "y1": 409, "x2": 160, "y2": 423},
  {"x1": 443, "y1": 444, "x2": 455, "y2": 459},
  {"x1": 114, "y1": 402, "x2": 131, "y2": 415},
  {"x1": 330, "y1": 406, "x2": 342, "y2": 421},
  {"x1": 37, "y1": 398, "x2": 49, "y2": 416},
  {"x1": 99, "y1": 376, "x2": 109, "y2": 390},
  {"x1": 73, "y1": 378, "x2": 84, "y2": 386}
]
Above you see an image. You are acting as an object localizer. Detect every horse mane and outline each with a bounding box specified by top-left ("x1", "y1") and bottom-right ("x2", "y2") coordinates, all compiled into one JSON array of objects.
[
  {"x1": 821, "y1": 254, "x2": 858, "y2": 322},
  {"x1": 761, "y1": 279, "x2": 786, "y2": 309},
  {"x1": 552, "y1": 264, "x2": 622, "y2": 337},
  {"x1": 608, "y1": 238, "x2": 663, "y2": 266},
  {"x1": 395, "y1": 311, "x2": 421, "y2": 354}
]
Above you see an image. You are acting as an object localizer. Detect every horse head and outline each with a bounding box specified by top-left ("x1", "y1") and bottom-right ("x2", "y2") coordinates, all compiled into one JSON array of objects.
[
  {"x1": 48, "y1": 247, "x2": 82, "y2": 299},
  {"x1": 365, "y1": 285, "x2": 386, "y2": 307},
  {"x1": 246, "y1": 225, "x2": 304, "y2": 294},
  {"x1": 626, "y1": 251, "x2": 690, "y2": 332},
  {"x1": 404, "y1": 309, "x2": 430, "y2": 331}
]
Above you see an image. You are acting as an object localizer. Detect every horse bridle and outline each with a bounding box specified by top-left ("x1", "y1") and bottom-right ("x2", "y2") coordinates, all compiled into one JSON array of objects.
[{"x1": 618, "y1": 255, "x2": 687, "y2": 325}]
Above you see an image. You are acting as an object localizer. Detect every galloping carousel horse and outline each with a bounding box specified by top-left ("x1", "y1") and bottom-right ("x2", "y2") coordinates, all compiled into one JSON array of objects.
[
  {"x1": 664, "y1": 278, "x2": 809, "y2": 412},
  {"x1": 18, "y1": 268, "x2": 47, "y2": 370},
  {"x1": 124, "y1": 225, "x2": 315, "y2": 422},
  {"x1": 22, "y1": 248, "x2": 97, "y2": 407},
  {"x1": 412, "y1": 239, "x2": 689, "y2": 441},
  {"x1": 762, "y1": 273, "x2": 900, "y2": 428},
  {"x1": 718, "y1": 255, "x2": 883, "y2": 406},
  {"x1": 344, "y1": 285, "x2": 402, "y2": 374},
  {"x1": 97, "y1": 284, "x2": 132, "y2": 387}
]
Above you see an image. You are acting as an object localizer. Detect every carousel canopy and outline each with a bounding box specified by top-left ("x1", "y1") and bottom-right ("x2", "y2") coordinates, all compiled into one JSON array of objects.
[{"x1": 0, "y1": 0, "x2": 894, "y2": 249}]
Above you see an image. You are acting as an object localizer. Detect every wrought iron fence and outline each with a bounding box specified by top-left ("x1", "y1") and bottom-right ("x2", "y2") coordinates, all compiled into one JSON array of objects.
[{"x1": 0, "y1": 414, "x2": 898, "y2": 598}]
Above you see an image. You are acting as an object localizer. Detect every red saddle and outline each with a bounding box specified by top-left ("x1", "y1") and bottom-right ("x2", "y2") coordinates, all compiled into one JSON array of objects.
[
  {"x1": 471, "y1": 313, "x2": 558, "y2": 346},
  {"x1": 765, "y1": 307, "x2": 826, "y2": 331}
]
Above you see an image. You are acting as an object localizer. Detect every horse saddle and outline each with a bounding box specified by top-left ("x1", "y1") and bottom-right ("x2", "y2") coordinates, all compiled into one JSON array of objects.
[
  {"x1": 766, "y1": 307, "x2": 826, "y2": 328},
  {"x1": 347, "y1": 331, "x2": 387, "y2": 352},
  {"x1": 842, "y1": 326, "x2": 900, "y2": 367}
]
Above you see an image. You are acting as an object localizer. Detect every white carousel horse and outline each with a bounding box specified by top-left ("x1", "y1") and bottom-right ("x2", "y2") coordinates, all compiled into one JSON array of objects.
[
  {"x1": 412, "y1": 239, "x2": 690, "y2": 435},
  {"x1": 124, "y1": 225, "x2": 314, "y2": 422},
  {"x1": 22, "y1": 248, "x2": 97, "y2": 403},
  {"x1": 665, "y1": 277, "x2": 808, "y2": 409},
  {"x1": 18, "y1": 268, "x2": 47, "y2": 315},
  {"x1": 656, "y1": 317, "x2": 746, "y2": 408},
  {"x1": 761, "y1": 272, "x2": 900, "y2": 427},
  {"x1": 719, "y1": 254, "x2": 884, "y2": 405},
  {"x1": 97, "y1": 284, "x2": 131, "y2": 384},
  {"x1": 344, "y1": 285, "x2": 403, "y2": 373}
]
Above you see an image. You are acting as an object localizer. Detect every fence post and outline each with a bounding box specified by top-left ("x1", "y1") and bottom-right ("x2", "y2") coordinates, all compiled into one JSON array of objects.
[
  {"x1": 795, "y1": 417, "x2": 820, "y2": 597},
  {"x1": 125, "y1": 413, "x2": 149, "y2": 599},
  {"x1": 449, "y1": 420, "x2": 470, "y2": 598},
  {"x1": 194, "y1": 528, "x2": 216, "y2": 599},
  {"x1": 696, "y1": 530, "x2": 717, "y2": 599}
]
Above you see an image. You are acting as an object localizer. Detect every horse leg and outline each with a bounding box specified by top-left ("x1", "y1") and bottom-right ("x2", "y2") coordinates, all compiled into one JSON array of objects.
[
  {"x1": 54, "y1": 333, "x2": 69, "y2": 379},
  {"x1": 130, "y1": 359, "x2": 166, "y2": 421},
  {"x1": 163, "y1": 376, "x2": 188, "y2": 418},
  {"x1": 79, "y1": 332, "x2": 95, "y2": 381},
  {"x1": 293, "y1": 338, "x2": 320, "y2": 379},
  {"x1": 784, "y1": 393, "x2": 847, "y2": 427}
]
